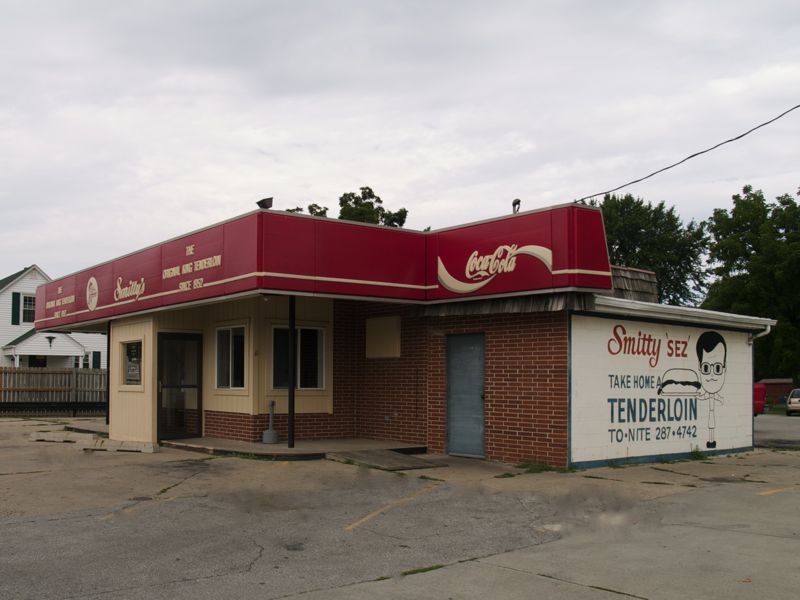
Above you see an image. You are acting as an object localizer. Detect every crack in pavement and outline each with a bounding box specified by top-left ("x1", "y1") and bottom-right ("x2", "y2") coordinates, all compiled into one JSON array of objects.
[
  {"x1": 649, "y1": 466, "x2": 698, "y2": 478},
  {"x1": 93, "y1": 470, "x2": 207, "y2": 521},
  {"x1": 244, "y1": 536, "x2": 266, "y2": 573},
  {"x1": 359, "y1": 525, "x2": 467, "y2": 541},
  {"x1": 156, "y1": 471, "x2": 202, "y2": 496},
  {"x1": 62, "y1": 570, "x2": 239, "y2": 599},
  {"x1": 471, "y1": 561, "x2": 650, "y2": 599},
  {"x1": 665, "y1": 521, "x2": 799, "y2": 540},
  {"x1": 61, "y1": 535, "x2": 269, "y2": 599},
  {"x1": 2, "y1": 506, "x2": 127, "y2": 526},
  {"x1": 536, "y1": 572, "x2": 649, "y2": 599}
]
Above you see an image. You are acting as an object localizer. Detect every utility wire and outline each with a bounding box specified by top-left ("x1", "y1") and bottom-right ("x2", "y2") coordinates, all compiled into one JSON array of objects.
[{"x1": 577, "y1": 102, "x2": 800, "y2": 202}]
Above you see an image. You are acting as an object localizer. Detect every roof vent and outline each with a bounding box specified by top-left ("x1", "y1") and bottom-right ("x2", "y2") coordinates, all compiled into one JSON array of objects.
[
  {"x1": 512, "y1": 198, "x2": 521, "y2": 214},
  {"x1": 256, "y1": 197, "x2": 273, "y2": 209}
]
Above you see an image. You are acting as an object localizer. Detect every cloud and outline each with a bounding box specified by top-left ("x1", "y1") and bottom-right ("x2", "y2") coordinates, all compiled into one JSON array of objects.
[{"x1": 0, "y1": 0, "x2": 798, "y2": 278}]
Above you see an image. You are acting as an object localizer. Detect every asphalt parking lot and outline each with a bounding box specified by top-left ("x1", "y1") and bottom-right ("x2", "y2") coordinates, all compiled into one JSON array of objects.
[
  {"x1": 2, "y1": 417, "x2": 800, "y2": 599},
  {"x1": 754, "y1": 412, "x2": 800, "y2": 448}
]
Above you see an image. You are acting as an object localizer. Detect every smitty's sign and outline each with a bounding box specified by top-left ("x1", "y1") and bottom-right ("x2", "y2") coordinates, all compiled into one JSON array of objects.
[{"x1": 570, "y1": 315, "x2": 753, "y2": 466}]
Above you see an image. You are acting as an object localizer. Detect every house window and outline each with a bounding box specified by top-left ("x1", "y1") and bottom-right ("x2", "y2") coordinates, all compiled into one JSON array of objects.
[
  {"x1": 122, "y1": 341, "x2": 142, "y2": 385},
  {"x1": 216, "y1": 326, "x2": 246, "y2": 389},
  {"x1": 29, "y1": 355, "x2": 47, "y2": 368},
  {"x1": 73, "y1": 355, "x2": 90, "y2": 369},
  {"x1": 272, "y1": 327, "x2": 323, "y2": 389},
  {"x1": 22, "y1": 295, "x2": 35, "y2": 323}
]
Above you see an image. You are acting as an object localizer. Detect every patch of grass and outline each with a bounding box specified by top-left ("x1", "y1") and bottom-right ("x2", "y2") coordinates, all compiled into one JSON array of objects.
[
  {"x1": 583, "y1": 474, "x2": 622, "y2": 482},
  {"x1": 401, "y1": 564, "x2": 444, "y2": 577},
  {"x1": 494, "y1": 472, "x2": 517, "y2": 479},
  {"x1": 689, "y1": 446, "x2": 704, "y2": 461},
  {"x1": 515, "y1": 462, "x2": 574, "y2": 474},
  {"x1": 165, "y1": 456, "x2": 216, "y2": 464},
  {"x1": 373, "y1": 576, "x2": 391, "y2": 582},
  {"x1": 228, "y1": 452, "x2": 278, "y2": 462}
]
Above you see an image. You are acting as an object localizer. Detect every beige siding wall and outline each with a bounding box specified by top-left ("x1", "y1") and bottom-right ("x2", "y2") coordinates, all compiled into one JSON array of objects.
[
  {"x1": 108, "y1": 295, "x2": 335, "y2": 441},
  {"x1": 109, "y1": 317, "x2": 156, "y2": 443},
  {"x1": 157, "y1": 298, "x2": 260, "y2": 417},
  {"x1": 260, "y1": 295, "x2": 333, "y2": 415}
]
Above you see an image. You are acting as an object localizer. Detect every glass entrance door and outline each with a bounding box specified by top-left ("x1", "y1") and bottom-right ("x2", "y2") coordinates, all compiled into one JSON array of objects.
[{"x1": 158, "y1": 333, "x2": 202, "y2": 440}]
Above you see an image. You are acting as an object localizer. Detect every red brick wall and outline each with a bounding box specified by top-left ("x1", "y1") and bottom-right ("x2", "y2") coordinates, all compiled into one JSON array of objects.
[
  {"x1": 427, "y1": 312, "x2": 569, "y2": 468},
  {"x1": 204, "y1": 410, "x2": 260, "y2": 441},
  {"x1": 204, "y1": 410, "x2": 357, "y2": 442},
  {"x1": 335, "y1": 301, "x2": 429, "y2": 445},
  {"x1": 202, "y1": 301, "x2": 570, "y2": 468}
]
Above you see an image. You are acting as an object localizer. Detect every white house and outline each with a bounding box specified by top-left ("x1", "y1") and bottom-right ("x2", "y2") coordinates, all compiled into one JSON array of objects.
[{"x1": 0, "y1": 265, "x2": 107, "y2": 368}]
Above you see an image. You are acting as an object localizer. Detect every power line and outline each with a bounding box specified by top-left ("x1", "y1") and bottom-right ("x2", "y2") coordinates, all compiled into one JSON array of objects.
[{"x1": 577, "y1": 102, "x2": 800, "y2": 202}]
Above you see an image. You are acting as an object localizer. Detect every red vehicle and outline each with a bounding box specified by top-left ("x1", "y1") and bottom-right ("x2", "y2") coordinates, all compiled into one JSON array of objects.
[{"x1": 754, "y1": 383, "x2": 766, "y2": 416}]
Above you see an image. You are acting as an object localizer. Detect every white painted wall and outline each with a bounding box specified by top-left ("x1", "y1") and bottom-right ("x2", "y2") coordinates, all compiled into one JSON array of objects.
[
  {"x1": 0, "y1": 268, "x2": 108, "y2": 369},
  {"x1": 570, "y1": 315, "x2": 753, "y2": 466},
  {"x1": 0, "y1": 268, "x2": 49, "y2": 347},
  {"x1": 69, "y1": 333, "x2": 108, "y2": 368},
  {"x1": 13, "y1": 332, "x2": 83, "y2": 357}
]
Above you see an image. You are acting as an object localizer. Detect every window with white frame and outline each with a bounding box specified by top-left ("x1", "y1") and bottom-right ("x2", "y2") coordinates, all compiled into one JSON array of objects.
[
  {"x1": 217, "y1": 326, "x2": 246, "y2": 389},
  {"x1": 272, "y1": 327, "x2": 323, "y2": 389},
  {"x1": 22, "y1": 295, "x2": 35, "y2": 323}
]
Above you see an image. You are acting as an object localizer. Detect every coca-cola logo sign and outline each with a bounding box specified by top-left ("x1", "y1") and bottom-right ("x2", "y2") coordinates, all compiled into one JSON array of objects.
[{"x1": 437, "y1": 243, "x2": 552, "y2": 294}]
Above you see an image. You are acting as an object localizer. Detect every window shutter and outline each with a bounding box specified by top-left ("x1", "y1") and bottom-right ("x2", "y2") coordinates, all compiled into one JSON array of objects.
[
  {"x1": 11, "y1": 292, "x2": 20, "y2": 325},
  {"x1": 92, "y1": 351, "x2": 101, "y2": 369}
]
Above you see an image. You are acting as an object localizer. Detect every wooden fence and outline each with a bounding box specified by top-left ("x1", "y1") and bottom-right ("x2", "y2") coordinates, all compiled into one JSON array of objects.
[{"x1": 0, "y1": 367, "x2": 107, "y2": 415}]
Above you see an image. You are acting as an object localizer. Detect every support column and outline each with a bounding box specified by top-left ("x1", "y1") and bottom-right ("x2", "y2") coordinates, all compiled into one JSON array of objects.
[
  {"x1": 288, "y1": 295, "x2": 296, "y2": 448},
  {"x1": 105, "y1": 321, "x2": 111, "y2": 426}
]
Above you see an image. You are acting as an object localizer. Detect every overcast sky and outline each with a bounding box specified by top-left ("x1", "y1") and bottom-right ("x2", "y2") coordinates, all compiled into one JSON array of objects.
[{"x1": 1, "y1": 0, "x2": 798, "y2": 279}]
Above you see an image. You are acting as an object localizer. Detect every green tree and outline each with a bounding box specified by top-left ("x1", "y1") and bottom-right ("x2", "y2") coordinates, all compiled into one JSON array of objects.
[
  {"x1": 286, "y1": 203, "x2": 329, "y2": 216},
  {"x1": 285, "y1": 187, "x2": 407, "y2": 227},
  {"x1": 307, "y1": 203, "x2": 328, "y2": 217},
  {"x1": 703, "y1": 185, "x2": 800, "y2": 381},
  {"x1": 591, "y1": 194, "x2": 708, "y2": 305},
  {"x1": 338, "y1": 186, "x2": 407, "y2": 227}
]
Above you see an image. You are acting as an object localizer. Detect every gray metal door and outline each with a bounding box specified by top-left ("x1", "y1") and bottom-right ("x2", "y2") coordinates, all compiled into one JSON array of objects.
[{"x1": 447, "y1": 333, "x2": 485, "y2": 457}]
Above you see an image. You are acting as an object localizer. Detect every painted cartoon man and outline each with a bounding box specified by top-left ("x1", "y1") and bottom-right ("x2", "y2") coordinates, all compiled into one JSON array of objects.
[{"x1": 696, "y1": 331, "x2": 726, "y2": 449}]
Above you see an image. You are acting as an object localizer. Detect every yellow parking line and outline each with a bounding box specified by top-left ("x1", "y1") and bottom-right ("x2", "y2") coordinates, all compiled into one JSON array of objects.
[
  {"x1": 345, "y1": 482, "x2": 440, "y2": 531},
  {"x1": 758, "y1": 485, "x2": 799, "y2": 497}
]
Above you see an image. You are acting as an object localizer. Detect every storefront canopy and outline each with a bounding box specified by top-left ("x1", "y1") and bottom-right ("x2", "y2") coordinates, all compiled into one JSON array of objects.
[{"x1": 35, "y1": 203, "x2": 612, "y2": 330}]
